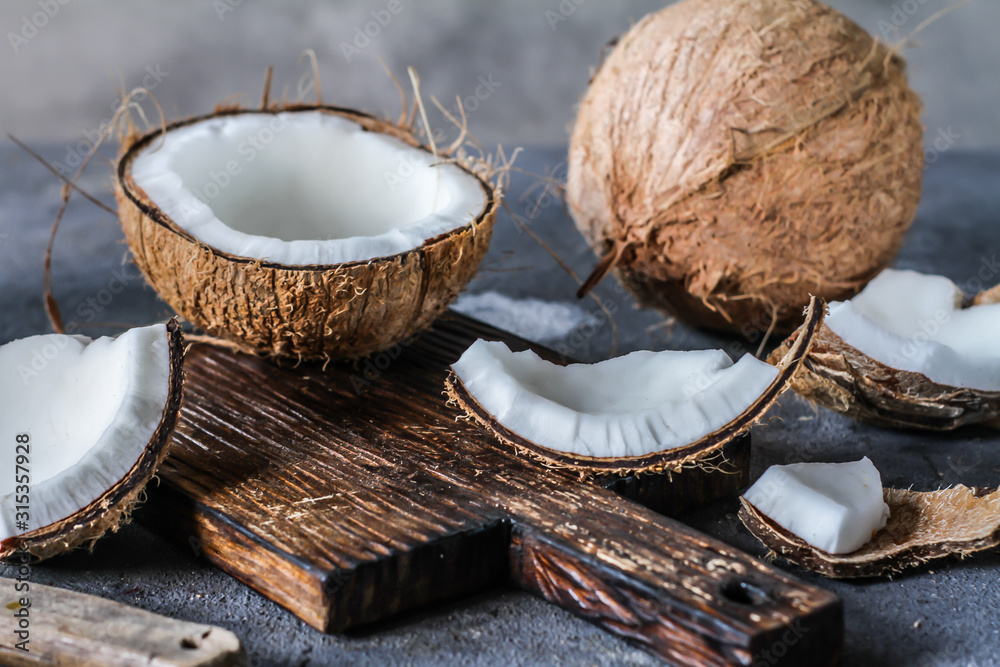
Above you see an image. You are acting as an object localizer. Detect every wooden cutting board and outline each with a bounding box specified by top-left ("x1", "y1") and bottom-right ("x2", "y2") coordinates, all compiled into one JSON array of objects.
[{"x1": 142, "y1": 312, "x2": 842, "y2": 666}]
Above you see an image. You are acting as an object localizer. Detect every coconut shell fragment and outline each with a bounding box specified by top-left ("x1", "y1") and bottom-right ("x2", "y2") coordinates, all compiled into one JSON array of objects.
[
  {"x1": 768, "y1": 317, "x2": 1000, "y2": 430},
  {"x1": 116, "y1": 105, "x2": 498, "y2": 361},
  {"x1": 973, "y1": 284, "x2": 1000, "y2": 307},
  {"x1": 446, "y1": 297, "x2": 824, "y2": 475},
  {"x1": 0, "y1": 320, "x2": 185, "y2": 562},
  {"x1": 740, "y1": 486, "x2": 1000, "y2": 578}
]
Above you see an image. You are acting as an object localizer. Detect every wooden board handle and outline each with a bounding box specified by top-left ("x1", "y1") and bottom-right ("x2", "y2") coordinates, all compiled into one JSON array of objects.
[{"x1": 509, "y1": 497, "x2": 842, "y2": 667}]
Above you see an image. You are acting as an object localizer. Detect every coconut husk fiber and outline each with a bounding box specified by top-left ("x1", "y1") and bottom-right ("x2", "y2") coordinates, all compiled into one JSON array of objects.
[{"x1": 567, "y1": 0, "x2": 924, "y2": 334}]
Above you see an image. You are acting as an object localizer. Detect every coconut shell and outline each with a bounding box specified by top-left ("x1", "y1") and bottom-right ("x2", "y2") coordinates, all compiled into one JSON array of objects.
[
  {"x1": 446, "y1": 297, "x2": 823, "y2": 475},
  {"x1": 116, "y1": 105, "x2": 498, "y2": 361},
  {"x1": 567, "y1": 0, "x2": 923, "y2": 334},
  {"x1": 768, "y1": 315, "x2": 1000, "y2": 431},
  {"x1": 739, "y1": 485, "x2": 1000, "y2": 578},
  {"x1": 972, "y1": 284, "x2": 1000, "y2": 307},
  {"x1": 0, "y1": 320, "x2": 185, "y2": 563}
]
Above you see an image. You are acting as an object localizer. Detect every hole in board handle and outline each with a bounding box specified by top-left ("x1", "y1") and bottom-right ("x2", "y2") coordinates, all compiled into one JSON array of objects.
[{"x1": 720, "y1": 579, "x2": 771, "y2": 606}]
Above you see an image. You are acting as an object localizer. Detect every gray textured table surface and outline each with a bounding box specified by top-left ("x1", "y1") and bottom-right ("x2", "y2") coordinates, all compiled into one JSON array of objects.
[{"x1": 1, "y1": 142, "x2": 998, "y2": 666}]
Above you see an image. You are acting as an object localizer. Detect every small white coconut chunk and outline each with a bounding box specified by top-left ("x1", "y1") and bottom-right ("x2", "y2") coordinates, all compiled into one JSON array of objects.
[
  {"x1": 0, "y1": 324, "x2": 170, "y2": 541},
  {"x1": 827, "y1": 269, "x2": 1000, "y2": 391},
  {"x1": 743, "y1": 458, "x2": 890, "y2": 555},
  {"x1": 451, "y1": 340, "x2": 779, "y2": 459},
  {"x1": 130, "y1": 111, "x2": 487, "y2": 266}
]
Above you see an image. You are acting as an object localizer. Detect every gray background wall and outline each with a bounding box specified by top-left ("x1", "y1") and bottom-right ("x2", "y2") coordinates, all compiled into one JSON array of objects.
[{"x1": 1, "y1": 0, "x2": 998, "y2": 151}]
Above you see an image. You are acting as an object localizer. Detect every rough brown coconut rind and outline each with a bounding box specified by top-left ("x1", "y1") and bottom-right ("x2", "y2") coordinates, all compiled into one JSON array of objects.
[
  {"x1": 768, "y1": 319, "x2": 1000, "y2": 431},
  {"x1": 972, "y1": 284, "x2": 1000, "y2": 306},
  {"x1": 971, "y1": 285, "x2": 1000, "y2": 428},
  {"x1": 446, "y1": 297, "x2": 823, "y2": 475},
  {"x1": 567, "y1": 0, "x2": 923, "y2": 334},
  {"x1": 116, "y1": 105, "x2": 498, "y2": 361},
  {"x1": 739, "y1": 486, "x2": 1000, "y2": 578},
  {"x1": 0, "y1": 320, "x2": 184, "y2": 563}
]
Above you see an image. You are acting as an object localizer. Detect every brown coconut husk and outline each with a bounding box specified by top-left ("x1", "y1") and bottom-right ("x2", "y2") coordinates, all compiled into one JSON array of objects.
[
  {"x1": 972, "y1": 284, "x2": 1000, "y2": 306},
  {"x1": 445, "y1": 297, "x2": 824, "y2": 475},
  {"x1": 973, "y1": 285, "x2": 1000, "y2": 431},
  {"x1": 0, "y1": 320, "x2": 185, "y2": 562},
  {"x1": 739, "y1": 485, "x2": 1000, "y2": 578},
  {"x1": 768, "y1": 307, "x2": 1000, "y2": 431},
  {"x1": 567, "y1": 0, "x2": 924, "y2": 334},
  {"x1": 116, "y1": 104, "x2": 500, "y2": 361}
]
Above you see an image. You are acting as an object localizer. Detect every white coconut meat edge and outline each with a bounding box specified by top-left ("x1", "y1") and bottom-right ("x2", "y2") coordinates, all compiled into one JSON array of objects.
[
  {"x1": 129, "y1": 111, "x2": 488, "y2": 266},
  {"x1": 452, "y1": 339, "x2": 780, "y2": 459},
  {"x1": 0, "y1": 324, "x2": 171, "y2": 541},
  {"x1": 743, "y1": 457, "x2": 890, "y2": 554},
  {"x1": 826, "y1": 269, "x2": 1000, "y2": 391}
]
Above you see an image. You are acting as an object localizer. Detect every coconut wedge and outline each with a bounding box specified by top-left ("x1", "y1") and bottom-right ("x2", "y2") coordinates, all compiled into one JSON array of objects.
[
  {"x1": 116, "y1": 106, "x2": 498, "y2": 361},
  {"x1": 0, "y1": 321, "x2": 183, "y2": 562},
  {"x1": 742, "y1": 458, "x2": 891, "y2": 555},
  {"x1": 445, "y1": 298, "x2": 822, "y2": 474},
  {"x1": 741, "y1": 485, "x2": 1000, "y2": 578},
  {"x1": 770, "y1": 270, "x2": 1000, "y2": 430}
]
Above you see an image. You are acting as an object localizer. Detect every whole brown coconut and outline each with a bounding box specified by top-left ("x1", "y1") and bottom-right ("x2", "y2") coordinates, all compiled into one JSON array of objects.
[{"x1": 567, "y1": 0, "x2": 924, "y2": 334}]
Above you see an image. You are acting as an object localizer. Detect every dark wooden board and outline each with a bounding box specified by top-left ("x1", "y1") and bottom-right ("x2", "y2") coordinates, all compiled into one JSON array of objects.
[{"x1": 142, "y1": 312, "x2": 842, "y2": 666}]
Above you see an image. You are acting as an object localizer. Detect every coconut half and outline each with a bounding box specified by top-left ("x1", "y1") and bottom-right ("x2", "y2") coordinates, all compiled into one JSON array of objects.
[
  {"x1": 445, "y1": 298, "x2": 822, "y2": 473},
  {"x1": 116, "y1": 106, "x2": 498, "y2": 361},
  {"x1": 770, "y1": 269, "x2": 1000, "y2": 430},
  {"x1": 741, "y1": 482, "x2": 1000, "y2": 579},
  {"x1": 0, "y1": 321, "x2": 183, "y2": 562}
]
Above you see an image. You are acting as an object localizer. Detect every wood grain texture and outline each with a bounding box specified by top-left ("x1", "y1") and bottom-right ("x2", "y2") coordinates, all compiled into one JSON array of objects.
[
  {"x1": 142, "y1": 311, "x2": 841, "y2": 665},
  {"x1": 0, "y1": 579, "x2": 245, "y2": 666}
]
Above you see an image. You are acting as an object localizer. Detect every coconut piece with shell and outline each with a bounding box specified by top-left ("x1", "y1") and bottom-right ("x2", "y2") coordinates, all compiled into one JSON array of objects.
[
  {"x1": 116, "y1": 105, "x2": 499, "y2": 361},
  {"x1": 769, "y1": 269, "x2": 1000, "y2": 430},
  {"x1": 739, "y1": 459, "x2": 1000, "y2": 578},
  {"x1": 0, "y1": 321, "x2": 184, "y2": 562},
  {"x1": 445, "y1": 298, "x2": 822, "y2": 475},
  {"x1": 567, "y1": 0, "x2": 923, "y2": 334}
]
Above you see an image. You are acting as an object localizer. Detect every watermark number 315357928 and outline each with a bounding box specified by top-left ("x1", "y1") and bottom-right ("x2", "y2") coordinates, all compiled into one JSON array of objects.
[{"x1": 11, "y1": 433, "x2": 32, "y2": 653}]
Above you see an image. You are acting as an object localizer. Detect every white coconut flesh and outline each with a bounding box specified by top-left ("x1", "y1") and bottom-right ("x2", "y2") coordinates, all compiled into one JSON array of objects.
[
  {"x1": 826, "y1": 269, "x2": 1000, "y2": 391},
  {"x1": 743, "y1": 458, "x2": 890, "y2": 555},
  {"x1": 0, "y1": 324, "x2": 170, "y2": 541},
  {"x1": 451, "y1": 339, "x2": 780, "y2": 459},
  {"x1": 129, "y1": 111, "x2": 488, "y2": 266}
]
